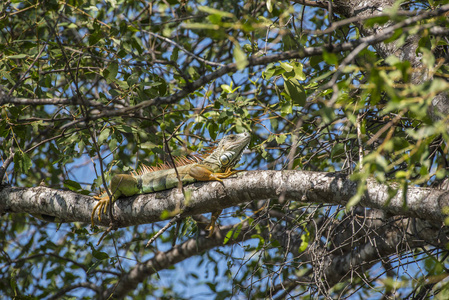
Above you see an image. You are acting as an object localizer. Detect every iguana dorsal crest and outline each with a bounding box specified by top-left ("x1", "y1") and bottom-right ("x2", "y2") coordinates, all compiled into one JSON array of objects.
[{"x1": 132, "y1": 154, "x2": 203, "y2": 176}]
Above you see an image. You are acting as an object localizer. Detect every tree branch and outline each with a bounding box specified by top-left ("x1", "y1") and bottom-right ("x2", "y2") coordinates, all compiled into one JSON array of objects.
[
  {"x1": 291, "y1": 0, "x2": 328, "y2": 9},
  {"x1": 104, "y1": 205, "x2": 449, "y2": 299},
  {"x1": 2, "y1": 171, "x2": 449, "y2": 227},
  {"x1": 104, "y1": 221, "x2": 255, "y2": 299}
]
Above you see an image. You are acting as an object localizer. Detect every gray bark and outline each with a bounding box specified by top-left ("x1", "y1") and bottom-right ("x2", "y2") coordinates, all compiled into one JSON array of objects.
[{"x1": 2, "y1": 170, "x2": 449, "y2": 227}]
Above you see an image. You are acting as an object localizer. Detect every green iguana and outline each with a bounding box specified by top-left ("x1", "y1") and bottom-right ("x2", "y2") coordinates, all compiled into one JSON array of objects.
[{"x1": 92, "y1": 131, "x2": 251, "y2": 235}]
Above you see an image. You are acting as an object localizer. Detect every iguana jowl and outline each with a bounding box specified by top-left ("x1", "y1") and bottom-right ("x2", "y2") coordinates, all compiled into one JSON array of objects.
[{"x1": 92, "y1": 131, "x2": 251, "y2": 235}]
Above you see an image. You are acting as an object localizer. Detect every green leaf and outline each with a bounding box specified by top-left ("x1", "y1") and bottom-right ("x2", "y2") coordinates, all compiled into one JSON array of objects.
[
  {"x1": 140, "y1": 141, "x2": 157, "y2": 150},
  {"x1": 10, "y1": 269, "x2": 18, "y2": 294},
  {"x1": 281, "y1": 101, "x2": 293, "y2": 115},
  {"x1": 420, "y1": 47, "x2": 435, "y2": 69},
  {"x1": 384, "y1": 29, "x2": 403, "y2": 44},
  {"x1": 98, "y1": 128, "x2": 110, "y2": 145},
  {"x1": 331, "y1": 143, "x2": 344, "y2": 161},
  {"x1": 198, "y1": 6, "x2": 234, "y2": 18},
  {"x1": 115, "y1": 80, "x2": 129, "y2": 89},
  {"x1": 310, "y1": 55, "x2": 323, "y2": 67},
  {"x1": 127, "y1": 72, "x2": 140, "y2": 86},
  {"x1": 183, "y1": 189, "x2": 192, "y2": 206},
  {"x1": 209, "y1": 122, "x2": 219, "y2": 140},
  {"x1": 221, "y1": 84, "x2": 232, "y2": 93},
  {"x1": 293, "y1": 63, "x2": 306, "y2": 80},
  {"x1": 7, "y1": 54, "x2": 28, "y2": 59},
  {"x1": 280, "y1": 62, "x2": 293, "y2": 72},
  {"x1": 115, "y1": 125, "x2": 137, "y2": 133},
  {"x1": 298, "y1": 232, "x2": 309, "y2": 252},
  {"x1": 223, "y1": 229, "x2": 234, "y2": 245},
  {"x1": 13, "y1": 151, "x2": 32, "y2": 174},
  {"x1": 263, "y1": 65, "x2": 285, "y2": 80},
  {"x1": 209, "y1": 14, "x2": 222, "y2": 25},
  {"x1": 364, "y1": 16, "x2": 390, "y2": 27},
  {"x1": 182, "y1": 23, "x2": 220, "y2": 30},
  {"x1": 284, "y1": 78, "x2": 306, "y2": 106},
  {"x1": 104, "y1": 61, "x2": 119, "y2": 81},
  {"x1": 321, "y1": 107, "x2": 335, "y2": 124},
  {"x1": 88, "y1": 29, "x2": 102, "y2": 45},
  {"x1": 63, "y1": 179, "x2": 82, "y2": 191},
  {"x1": 92, "y1": 248, "x2": 109, "y2": 260},
  {"x1": 275, "y1": 134, "x2": 287, "y2": 144},
  {"x1": 322, "y1": 51, "x2": 338, "y2": 65},
  {"x1": 224, "y1": 223, "x2": 243, "y2": 244},
  {"x1": 108, "y1": 137, "x2": 118, "y2": 150},
  {"x1": 234, "y1": 45, "x2": 248, "y2": 70},
  {"x1": 267, "y1": 0, "x2": 273, "y2": 13}
]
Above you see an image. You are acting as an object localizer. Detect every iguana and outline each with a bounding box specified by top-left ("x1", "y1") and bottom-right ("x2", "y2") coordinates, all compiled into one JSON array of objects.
[{"x1": 92, "y1": 131, "x2": 251, "y2": 235}]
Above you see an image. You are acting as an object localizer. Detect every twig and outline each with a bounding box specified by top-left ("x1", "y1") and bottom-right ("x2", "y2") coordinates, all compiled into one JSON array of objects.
[
  {"x1": 328, "y1": 0, "x2": 333, "y2": 49},
  {"x1": 146, "y1": 213, "x2": 182, "y2": 247},
  {"x1": 367, "y1": 112, "x2": 404, "y2": 145},
  {"x1": 0, "y1": 148, "x2": 14, "y2": 183},
  {"x1": 356, "y1": 114, "x2": 363, "y2": 171},
  {"x1": 325, "y1": 42, "x2": 368, "y2": 106},
  {"x1": 144, "y1": 30, "x2": 225, "y2": 67},
  {"x1": 7, "y1": 41, "x2": 47, "y2": 97}
]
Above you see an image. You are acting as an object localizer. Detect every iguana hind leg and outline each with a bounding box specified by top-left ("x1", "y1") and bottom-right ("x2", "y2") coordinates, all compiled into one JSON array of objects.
[
  {"x1": 91, "y1": 192, "x2": 112, "y2": 226},
  {"x1": 206, "y1": 209, "x2": 222, "y2": 238},
  {"x1": 91, "y1": 174, "x2": 138, "y2": 226}
]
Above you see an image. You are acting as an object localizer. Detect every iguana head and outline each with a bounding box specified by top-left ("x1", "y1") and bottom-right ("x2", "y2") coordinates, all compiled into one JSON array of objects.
[{"x1": 203, "y1": 131, "x2": 251, "y2": 169}]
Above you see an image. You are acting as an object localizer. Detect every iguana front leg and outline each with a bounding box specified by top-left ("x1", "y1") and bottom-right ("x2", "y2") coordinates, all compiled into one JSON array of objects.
[
  {"x1": 91, "y1": 174, "x2": 139, "y2": 226},
  {"x1": 189, "y1": 165, "x2": 240, "y2": 237},
  {"x1": 189, "y1": 165, "x2": 239, "y2": 182}
]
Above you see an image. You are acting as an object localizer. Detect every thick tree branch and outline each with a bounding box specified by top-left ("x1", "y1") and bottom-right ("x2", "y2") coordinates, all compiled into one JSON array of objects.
[
  {"x1": 0, "y1": 96, "x2": 107, "y2": 107},
  {"x1": 2, "y1": 171, "x2": 449, "y2": 227},
  {"x1": 291, "y1": 0, "x2": 328, "y2": 9}
]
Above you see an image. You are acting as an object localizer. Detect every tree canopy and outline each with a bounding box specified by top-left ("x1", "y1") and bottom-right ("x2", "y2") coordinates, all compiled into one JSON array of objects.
[{"x1": 1, "y1": 0, "x2": 449, "y2": 299}]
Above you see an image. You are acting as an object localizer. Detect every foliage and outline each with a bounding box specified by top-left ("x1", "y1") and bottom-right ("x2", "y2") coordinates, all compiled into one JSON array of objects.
[{"x1": 1, "y1": 0, "x2": 449, "y2": 299}]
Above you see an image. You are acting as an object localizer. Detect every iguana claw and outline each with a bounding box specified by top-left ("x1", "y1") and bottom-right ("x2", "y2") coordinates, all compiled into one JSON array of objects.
[
  {"x1": 91, "y1": 192, "x2": 111, "y2": 226},
  {"x1": 206, "y1": 209, "x2": 222, "y2": 238}
]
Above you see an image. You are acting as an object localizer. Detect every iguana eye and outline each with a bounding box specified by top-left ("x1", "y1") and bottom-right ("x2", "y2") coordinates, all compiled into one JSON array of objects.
[{"x1": 220, "y1": 153, "x2": 231, "y2": 165}]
